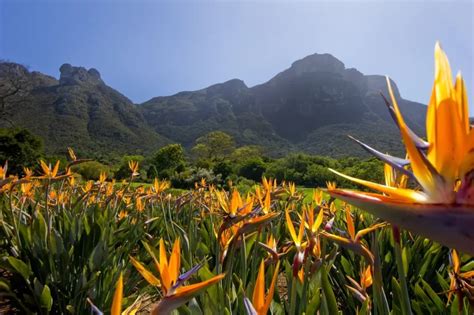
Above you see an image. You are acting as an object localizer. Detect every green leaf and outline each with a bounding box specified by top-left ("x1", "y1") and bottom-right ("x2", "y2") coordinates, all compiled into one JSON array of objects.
[
  {"x1": 40, "y1": 284, "x2": 53, "y2": 311},
  {"x1": 401, "y1": 247, "x2": 409, "y2": 277},
  {"x1": 0, "y1": 279, "x2": 11, "y2": 291},
  {"x1": 306, "y1": 288, "x2": 321, "y2": 314},
  {"x1": 460, "y1": 260, "x2": 474, "y2": 273},
  {"x1": 244, "y1": 233, "x2": 257, "y2": 258},
  {"x1": 196, "y1": 242, "x2": 210, "y2": 257},
  {"x1": 321, "y1": 267, "x2": 338, "y2": 315},
  {"x1": 436, "y1": 272, "x2": 449, "y2": 292},
  {"x1": 187, "y1": 298, "x2": 203, "y2": 315},
  {"x1": 7, "y1": 256, "x2": 31, "y2": 281},
  {"x1": 89, "y1": 240, "x2": 106, "y2": 271},
  {"x1": 450, "y1": 295, "x2": 460, "y2": 315},
  {"x1": 340, "y1": 255, "x2": 353, "y2": 276},
  {"x1": 421, "y1": 279, "x2": 444, "y2": 310},
  {"x1": 83, "y1": 215, "x2": 91, "y2": 235},
  {"x1": 359, "y1": 299, "x2": 370, "y2": 315},
  {"x1": 35, "y1": 211, "x2": 48, "y2": 244},
  {"x1": 391, "y1": 277, "x2": 402, "y2": 310},
  {"x1": 271, "y1": 301, "x2": 286, "y2": 315}
]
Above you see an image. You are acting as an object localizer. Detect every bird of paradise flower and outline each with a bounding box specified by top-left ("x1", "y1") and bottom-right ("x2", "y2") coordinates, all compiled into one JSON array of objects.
[
  {"x1": 327, "y1": 42, "x2": 474, "y2": 255},
  {"x1": 130, "y1": 238, "x2": 225, "y2": 315}
]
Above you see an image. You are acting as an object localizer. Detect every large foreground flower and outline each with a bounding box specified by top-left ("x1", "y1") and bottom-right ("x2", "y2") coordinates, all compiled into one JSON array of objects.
[{"x1": 327, "y1": 43, "x2": 474, "y2": 255}]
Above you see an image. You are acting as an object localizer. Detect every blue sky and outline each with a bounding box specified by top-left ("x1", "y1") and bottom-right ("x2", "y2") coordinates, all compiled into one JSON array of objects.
[{"x1": 1, "y1": 0, "x2": 472, "y2": 106}]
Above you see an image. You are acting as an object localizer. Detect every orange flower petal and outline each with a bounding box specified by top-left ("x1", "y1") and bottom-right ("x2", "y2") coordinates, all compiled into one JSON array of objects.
[
  {"x1": 111, "y1": 273, "x2": 123, "y2": 315},
  {"x1": 169, "y1": 238, "x2": 181, "y2": 284},
  {"x1": 252, "y1": 261, "x2": 265, "y2": 312},
  {"x1": 345, "y1": 206, "x2": 355, "y2": 240},
  {"x1": 130, "y1": 256, "x2": 161, "y2": 286},
  {"x1": 328, "y1": 168, "x2": 427, "y2": 203},
  {"x1": 264, "y1": 260, "x2": 280, "y2": 313}
]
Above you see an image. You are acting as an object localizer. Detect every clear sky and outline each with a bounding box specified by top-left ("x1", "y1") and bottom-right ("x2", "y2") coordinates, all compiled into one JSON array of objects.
[{"x1": 1, "y1": 0, "x2": 473, "y2": 106}]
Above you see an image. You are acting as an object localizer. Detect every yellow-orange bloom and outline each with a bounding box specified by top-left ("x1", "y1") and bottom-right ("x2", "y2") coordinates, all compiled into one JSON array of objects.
[
  {"x1": 251, "y1": 260, "x2": 280, "y2": 315},
  {"x1": 447, "y1": 249, "x2": 474, "y2": 305},
  {"x1": 128, "y1": 160, "x2": 140, "y2": 177},
  {"x1": 130, "y1": 238, "x2": 224, "y2": 314},
  {"x1": 327, "y1": 43, "x2": 474, "y2": 255},
  {"x1": 0, "y1": 162, "x2": 8, "y2": 180},
  {"x1": 67, "y1": 147, "x2": 77, "y2": 161},
  {"x1": 152, "y1": 178, "x2": 170, "y2": 194},
  {"x1": 285, "y1": 208, "x2": 305, "y2": 250},
  {"x1": 321, "y1": 205, "x2": 386, "y2": 265},
  {"x1": 215, "y1": 189, "x2": 253, "y2": 217},
  {"x1": 346, "y1": 266, "x2": 373, "y2": 304},
  {"x1": 40, "y1": 160, "x2": 60, "y2": 179},
  {"x1": 302, "y1": 204, "x2": 324, "y2": 235}
]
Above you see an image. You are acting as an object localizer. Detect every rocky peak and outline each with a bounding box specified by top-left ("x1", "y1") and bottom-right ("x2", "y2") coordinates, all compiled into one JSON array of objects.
[
  {"x1": 267, "y1": 53, "x2": 347, "y2": 85},
  {"x1": 206, "y1": 79, "x2": 248, "y2": 95},
  {"x1": 0, "y1": 62, "x2": 29, "y2": 77},
  {"x1": 290, "y1": 53, "x2": 345, "y2": 76},
  {"x1": 59, "y1": 63, "x2": 103, "y2": 86},
  {"x1": 0, "y1": 62, "x2": 57, "y2": 88}
]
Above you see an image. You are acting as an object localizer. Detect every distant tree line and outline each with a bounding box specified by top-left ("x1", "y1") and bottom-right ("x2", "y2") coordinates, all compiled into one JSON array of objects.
[{"x1": 0, "y1": 127, "x2": 384, "y2": 189}]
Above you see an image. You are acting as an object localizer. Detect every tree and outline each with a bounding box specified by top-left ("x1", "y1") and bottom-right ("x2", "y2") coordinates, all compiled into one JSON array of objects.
[
  {"x1": 0, "y1": 128, "x2": 43, "y2": 175},
  {"x1": 238, "y1": 158, "x2": 267, "y2": 181},
  {"x1": 192, "y1": 131, "x2": 235, "y2": 162},
  {"x1": 148, "y1": 144, "x2": 186, "y2": 179},
  {"x1": 213, "y1": 160, "x2": 233, "y2": 180},
  {"x1": 231, "y1": 145, "x2": 263, "y2": 162},
  {"x1": 72, "y1": 161, "x2": 111, "y2": 180}
]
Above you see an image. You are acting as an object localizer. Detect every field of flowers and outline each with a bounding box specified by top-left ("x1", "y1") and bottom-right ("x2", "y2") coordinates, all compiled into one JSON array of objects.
[
  {"x1": 0, "y1": 158, "x2": 471, "y2": 314},
  {"x1": 0, "y1": 44, "x2": 473, "y2": 314}
]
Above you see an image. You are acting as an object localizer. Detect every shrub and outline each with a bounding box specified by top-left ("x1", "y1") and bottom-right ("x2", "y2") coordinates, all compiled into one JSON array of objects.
[
  {"x1": 148, "y1": 144, "x2": 186, "y2": 179},
  {"x1": 213, "y1": 160, "x2": 233, "y2": 180},
  {"x1": 170, "y1": 167, "x2": 222, "y2": 189},
  {"x1": 72, "y1": 161, "x2": 111, "y2": 180},
  {"x1": 0, "y1": 127, "x2": 43, "y2": 175},
  {"x1": 237, "y1": 158, "x2": 267, "y2": 181}
]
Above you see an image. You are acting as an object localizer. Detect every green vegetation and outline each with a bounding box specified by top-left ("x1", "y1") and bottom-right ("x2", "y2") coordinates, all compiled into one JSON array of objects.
[
  {"x1": 0, "y1": 159, "x2": 470, "y2": 313},
  {"x1": 1, "y1": 127, "x2": 385, "y2": 191},
  {"x1": 1, "y1": 128, "x2": 383, "y2": 188},
  {"x1": 72, "y1": 161, "x2": 111, "y2": 180},
  {"x1": 148, "y1": 143, "x2": 186, "y2": 178},
  {"x1": 1, "y1": 58, "x2": 427, "y2": 159},
  {"x1": 0, "y1": 128, "x2": 43, "y2": 175}
]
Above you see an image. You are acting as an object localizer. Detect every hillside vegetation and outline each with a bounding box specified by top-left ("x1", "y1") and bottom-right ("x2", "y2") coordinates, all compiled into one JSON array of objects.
[{"x1": 0, "y1": 52, "x2": 426, "y2": 158}]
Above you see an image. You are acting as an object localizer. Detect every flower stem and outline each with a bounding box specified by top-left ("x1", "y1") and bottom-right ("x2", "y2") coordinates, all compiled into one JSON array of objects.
[{"x1": 289, "y1": 276, "x2": 297, "y2": 315}]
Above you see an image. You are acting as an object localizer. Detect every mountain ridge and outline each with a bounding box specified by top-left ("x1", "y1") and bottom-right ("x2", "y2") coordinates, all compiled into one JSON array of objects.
[{"x1": 0, "y1": 52, "x2": 427, "y2": 158}]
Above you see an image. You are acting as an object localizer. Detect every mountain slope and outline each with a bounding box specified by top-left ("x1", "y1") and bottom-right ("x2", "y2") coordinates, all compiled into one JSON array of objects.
[
  {"x1": 1, "y1": 52, "x2": 427, "y2": 158},
  {"x1": 0, "y1": 63, "x2": 169, "y2": 156},
  {"x1": 139, "y1": 79, "x2": 293, "y2": 156},
  {"x1": 139, "y1": 53, "x2": 427, "y2": 157}
]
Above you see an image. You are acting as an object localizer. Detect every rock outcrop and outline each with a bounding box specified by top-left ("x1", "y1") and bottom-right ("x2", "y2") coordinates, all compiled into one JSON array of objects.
[{"x1": 59, "y1": 63, "x2": 103, "y2": 86}]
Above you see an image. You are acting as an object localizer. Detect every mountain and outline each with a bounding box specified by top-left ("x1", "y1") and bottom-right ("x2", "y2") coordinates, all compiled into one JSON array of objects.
[
  {"x1": 0, "y1": 62, "x2": 169, "y2": 157},
  {"x1": 0, "y1": 53, "x2": 427, "y2": 158},
  {"x1": 139, "y1": 53, "x2": 427, "y2": 157}
]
